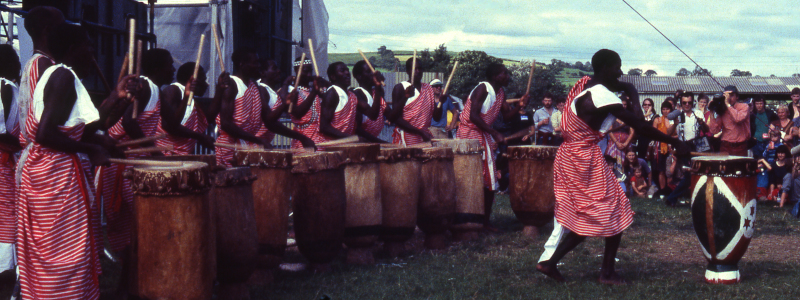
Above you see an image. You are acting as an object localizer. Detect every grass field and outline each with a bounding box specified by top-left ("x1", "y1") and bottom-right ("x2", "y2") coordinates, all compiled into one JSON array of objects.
[{"x1": 100, "y1": 194, "x2": 800, "y2": 299}]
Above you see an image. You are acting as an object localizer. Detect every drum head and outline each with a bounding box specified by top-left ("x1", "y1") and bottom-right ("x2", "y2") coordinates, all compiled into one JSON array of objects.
[
  {"x1": 507, "y1": 145, "x2": 559, "y2": 160},
  {"x1": 132, "y1": 161, "x2": 212, "y2": 196},
  {"x1": 292, "y1": 151, "x2": 346, "y2": 173},
  {"x1": 432, "y1": 139, "x2": 483, "y2": 154},
  {"x1": 233, "y1": 149, "x2": 293, "y2": 169},
  {"x1": 690, "y1": 155, "x2": 757, "y2": 177}
]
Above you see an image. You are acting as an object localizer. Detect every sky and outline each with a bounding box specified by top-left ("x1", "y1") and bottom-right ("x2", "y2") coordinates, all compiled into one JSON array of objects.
[{"x1": 324, "y1": 0, "x2": 800, "y2": 77}]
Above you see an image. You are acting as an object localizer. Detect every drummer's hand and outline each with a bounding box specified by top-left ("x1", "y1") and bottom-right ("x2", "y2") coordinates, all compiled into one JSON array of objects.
[
  {"x1": 300, "y1": 136, "x2": 316, "y2": 150},
  {"x1": 492, "y1": 132, "x2": 505, "y2": 144},
  {"x1": 88, "y1": 145, "x2": 111, "y2": 166},
  {"x1": 421, "y1": 130, "x2": 434, "y2": 142}
]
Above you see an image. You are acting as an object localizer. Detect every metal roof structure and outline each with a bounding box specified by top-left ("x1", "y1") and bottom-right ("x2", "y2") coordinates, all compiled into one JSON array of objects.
[{"x1": 620, "y1": 75, "x2": 800, "y2": 95}]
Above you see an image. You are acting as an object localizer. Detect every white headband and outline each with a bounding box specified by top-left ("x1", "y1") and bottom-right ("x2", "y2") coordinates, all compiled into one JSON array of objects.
[{"x1": 293, "y1": 60, "x2": 312, "y2": 67}]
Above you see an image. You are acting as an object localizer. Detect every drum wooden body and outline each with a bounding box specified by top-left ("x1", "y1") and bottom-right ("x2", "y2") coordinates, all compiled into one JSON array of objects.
[
  {"x1": 432, "y1": 139, "x2": 485, "y2": 238},
  {"x1": 326, "y1": 144, "x2": 382, "y2": 251},
  {"x1": 689, "y1": 156, "x2": 757, "y2": 284},
  {"x1": 233, "y1": 150, "x2": 293, "y2": 269},
  {"x1": 131, "y1": 162, "x2": 213, "y2": 299},
  {"x1": 379, "y1": 147, "x2": 422, "y2": 244},
  {"x1": 507, "y1": 146, "x2": 558, "y2": 234},
  {"x1": 291, "y1": 152, "x2": 346, "y2": 265},
  {"x1": 211, "y1": 167, "x2": 258, "y2": 285},
  {"x1": 417, "y1": 147, "x2": 456, "y2": 248}
]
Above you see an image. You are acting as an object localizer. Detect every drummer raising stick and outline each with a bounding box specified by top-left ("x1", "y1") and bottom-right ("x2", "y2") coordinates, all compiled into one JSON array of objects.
[
  {"x1": 388, "y1": 57, "x2": 448, "y2": 146},
  {"x1": 536, "y1": 49, "x2": 689, "y2": 285}
]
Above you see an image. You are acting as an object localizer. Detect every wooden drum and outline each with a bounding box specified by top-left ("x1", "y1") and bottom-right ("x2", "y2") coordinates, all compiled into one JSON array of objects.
[
  {"x1": 130, "y1": 162, "x2": 213, "y2": 299},
  {"x1": 379, "y1": 146, "x2": 422, "y2": 257},
  {"x1": 507, "y1": 145, "x2": 558, "y2": 238},
  {"x1": 432, "y1": 139, "x2": 484, "y2": 241},
  {"x1": 211, "y1": 167, "x2": 258, "y2": 298},
  {"x1": 233, "y1": 150, "x2": 293, "y2": 271},
  {"x1": 291, "y1": 151, "x2": 347, "y2": 271},
  {"x1": 689, "y1": 156, "x2": 757, "y2": 284},
  {"x1": 417, "y1": 147, "x2": 456, "y2": 249},
  {"x1": 326, "y1": 144, "x2": 382, "y2": 265}
]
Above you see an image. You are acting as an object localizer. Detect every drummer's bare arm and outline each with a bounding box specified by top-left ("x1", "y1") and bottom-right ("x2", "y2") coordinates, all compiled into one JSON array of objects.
[
  {"x1": 469, "y1": 84, "x2": 504, "y2": 143},
  {"x1": 319, "y1": 87, "x2": 351, "y2": 139},
  {"x1": 218, "y1": 83, "x2": 263, "y2": 145},
  {"x1": 0, "y1": 83, "x2": 19, "y2": 151},
  {"x1": 389, "y1": 83, "x2": 432, "y2": 140},
  {"x1": 290, "y1": 77, "x2": 321, "y2": 119},
  {"x1": 160, "y1": 85, "x2": 215, "y2": 148},
  {"x1": 95, "y1": 74, "x2": 140, "y2": 130},
  {"x1": 432, "y1": 94, "x2": 446, "y2": 122},
  {"x1": 604, "y1": 102, "x2": 688, "y2": 154},
  {"x1": 354, "y1": 88, "x2": 380, "y2": 121},
  {"x1": 354, "y1": 106, "x2": 385, "y2": 143}
]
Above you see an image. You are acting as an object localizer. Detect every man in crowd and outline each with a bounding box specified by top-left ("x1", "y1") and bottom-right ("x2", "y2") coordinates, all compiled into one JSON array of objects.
[
  {"x1": 789, "y1": 87, "x2": 800, "y2": 120},
  {"x1": 428, "y1": 79, "x2": 460, "y2": 139},
  {"x1": 663, "y1": 91, "x2": 710, "y2": 206},
  {"x1": 709, "y1": 85, "x2": 751, "y2": 156},
  {"x1": 750, "y1": 96, "x2": 777, "y2": 158},
  {"x1": 533, "y1": 92, "x2": 558, "y2": 145}
]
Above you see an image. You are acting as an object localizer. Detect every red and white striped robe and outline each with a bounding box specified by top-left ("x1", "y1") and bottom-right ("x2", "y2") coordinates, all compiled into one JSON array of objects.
[
  {"x1": 255, "y1": 80, "x2": 282, "y2": 145},
  {"x1": 392, "y1": 82, "x2": 435, "y2": 146},
  {"x1": 18, "y1": 53, "x2": 54, "y2": 147},
  {"x1": 355, "y1": 86, "x2": 386, "y2": 137},
  {"x1": 17, "y1": 65, "x2": 101, "y2": 299},
  {"x1": 215, "y1": 76, "x2": 263, "y2": 167},
  {"x1": 553, "y1": 76, "x2": 634, "y2": 237},
  {"x1": 290, "y1": 86, "x2": 324, "y2": 149},
  {"x1": 0, "y1": 78, "x2": 19, "y2": 271},
  {"x1": 456, "y1": 82, "x2": 504, "y2": 191},
  {"x1": 317, "y1": 85, "x2": 357, "y2": 149},
  {"x1": 97, "y1": 76, "x2": 161, "y2": 251},
  {"x1": 155, "y1": 82, "x2": 209, "y2": 155}
]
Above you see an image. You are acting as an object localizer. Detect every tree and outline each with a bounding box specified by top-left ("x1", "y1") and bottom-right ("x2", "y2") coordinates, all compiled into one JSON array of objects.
[
  {"x1": 506, "y1": 59, "x2": 567, "y2": 111},
  {"x1": 415, "y1": 48, "x2": 435, "y2": 72},
  {"x1": 730, "y1": 69, "x2": 752, "y2": 77},
  {"x1": 574, "y1": 61, "x2": 584, "y2": 71},
  {"x1": 446, "y1": 50, "x2": 504, "y2": 99},
  {"x1": 676, "y1": 68, "x2": 691, "y2": 76},
  {"x1": 585, "y1": 61, "x2": 593, "y2": 72},
  {"x1": 645, "y1": 70, "x2": 657, "y2": 76},
  {"x1": 431, "y1": 44, "x2": 451, "y2": 73},
  {"x1": 628, "y1": 68, "x2": 643, "y2": 76},
  {"x1": 372, "y1": 45, "x2": 400, "y2": 71},
  {"x1": 691, "y1": 65, "x2": 712, "y2": 76}
]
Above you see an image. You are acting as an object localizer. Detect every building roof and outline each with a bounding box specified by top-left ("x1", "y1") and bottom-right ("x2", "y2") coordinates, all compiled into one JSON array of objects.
[{"x1": 620, "y1": 75, "x2": 800, "y2": 95}]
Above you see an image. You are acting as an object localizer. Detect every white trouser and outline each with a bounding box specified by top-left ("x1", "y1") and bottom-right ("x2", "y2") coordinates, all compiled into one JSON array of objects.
[{"x1": 539, "y1": 218, "x2": 570, "y2": 263}]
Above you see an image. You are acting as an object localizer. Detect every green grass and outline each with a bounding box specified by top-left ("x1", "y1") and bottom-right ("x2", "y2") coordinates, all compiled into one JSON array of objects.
[{"x1": 100, "y1": 194, "x2": 800, "y2": 299}]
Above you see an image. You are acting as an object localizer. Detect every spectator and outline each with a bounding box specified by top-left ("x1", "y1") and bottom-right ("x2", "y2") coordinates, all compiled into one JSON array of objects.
[
  {"x1": 771, "y1": 105, "x2": 794, "y2": 147},
  {"x1": 606, "y1": 93, "x2": 635, "y2": 164},
  {"x1": 789, "y1": 87, "x2": 800, "y2": 120},
  {"x1": 605, "y1": 154, "x2": 627, "y2": 194},
  {"x1": 623, "y1": 148, "x2": 651, "y2": 188},
  {"x1": 533, "y1": 92, "x2": 558, "y2": 145},
  {"x1": 651, "y1": 100, "x2": 674, "y2": 193},
  {"x1": 708, "y1": 85, "x2": 751, "y2": 156},
  {"x1": 763, "y1": 130, "x2": 784, "y2": 164},
  {"x1": 551, "y1": 100, "x2": 565, "y2": 146},
  {"x1": 671, "y1": 91, "x2": 711, "y2": 152},
  {"x1": 663, "y1": 146, "x2": 687, "y2": 205},
  {"x1": 428, "y1": 79, "x2": 460, "y2": 139},
  {"x1": 757, "y1": 158, "x2": 772, "y2": 201},
  {"x1": 696, "y1": 93, "x2": 721, "y2": 151},
  {"x1": 770, "y1": 145, "x2": 791, "y2": 202},
  {"x1": 630, "y1": 167, "x2": 649, "y2": 198},
  {"x1": 780, "y1": 148, "x2": 800, "y2": 209},
  {"x1": 750, "y1": 95, "x2": 778, "y2": 158},
  {"x1": 636, "y1": 98, "x2": 658, "y2": 159}
]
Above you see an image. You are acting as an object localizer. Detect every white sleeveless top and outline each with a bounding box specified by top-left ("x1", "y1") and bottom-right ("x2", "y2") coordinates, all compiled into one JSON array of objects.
[
  {"x1": 257, "y1": 79, "x2": 279, "y2": 108},
  {"x1": 572, "y1": 84, "x2": 622, "y2": 134},
  {"x1": 468, "y1": 81, "x2": 497, "y2": 114},
  {"x1": 400, "y1": 81, "x2": 421, "y2": 104},
  {"x1": 170, "y1": 82, "x2": 194, "y2": 125},
  {"x1": 229, "y1": 75, "x2": 247, "y2": 100},
  {"x1": 0, "y1": 78, "x2": 19, "y2": 134},
  {"x1": 140, "y1": 76, "x2": 160, "y2": 113},
  {"x1": 329, "y1": 85, "x2": 351, "y2": 112},
  {"x1": 32, "y1": 64, "x2": 99, "y2": 127},
  {"x1": 354, "y1": 87, "x2": 374, "y2": 122}
]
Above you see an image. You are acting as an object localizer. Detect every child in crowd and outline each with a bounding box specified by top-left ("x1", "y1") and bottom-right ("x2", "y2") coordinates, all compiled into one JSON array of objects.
[
  {"x1": 757, "y1": 158, "x2": 772, "y2": 202},
  {"x1": 769, "y1": 145, "x2": 791, "y2": 202},
  {"x1": 630, "y1": 167, "x2": 649, "y2": 198},
  {"x1": 606, "y1": 154, "x2": 627, "y2": 194},
  {"x1": 763, "y1": 130, "x2": 783, "y2": 164}
]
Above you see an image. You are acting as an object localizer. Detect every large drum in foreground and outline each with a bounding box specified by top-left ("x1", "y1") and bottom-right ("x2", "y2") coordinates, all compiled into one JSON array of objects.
[
  {"x1": 326, "y1": 144, "x2": 382, "y2": 264},
  {"x1": 130, "y1": 162, "x2": 213, "y2": 299},
  {"x1": 432, "y1": 139, "x2": 484, "y2": 241},
  {"x1": 689, "y1": 156, "x2": 757, "y2": 284},
  {"x1": 507, "y1": 145, "x2": 558, "y2": 238},
  {"x1": 379, "y1": 146, "x2": 422, "y2": 257},
  {"x1": 233, "y1": 150, "x2": 293, "y2": 270},
  {"x1": 292, "y1": 151, "x2": 346, "y2": 270},
  {"x1": 417, "y1": 147, "x2": 456, "y2": 249},
  {"x1": 211, "y1": 167, "x2": 258, "y2": 298}
]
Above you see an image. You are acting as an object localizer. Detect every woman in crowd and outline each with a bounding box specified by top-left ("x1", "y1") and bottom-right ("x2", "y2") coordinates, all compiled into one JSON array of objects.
[
  {"x1": 623, "y1": 148, "x2": 651, "y2": 197},
  {"x1": 695, "y1": 94, "x2": 720, "y2": 152},
  {"x1": 606, "y1": 94, "x2": 635, "y2": 164},
  {"x1": 651, "y1": 100, "x2": 674, "y2": 194},
  {"x1": 636, "y1": 98, "x2": 658, "y2": 159},
  {"x1": 771, "y1": 105, "x2": 794, "y2": 147}
]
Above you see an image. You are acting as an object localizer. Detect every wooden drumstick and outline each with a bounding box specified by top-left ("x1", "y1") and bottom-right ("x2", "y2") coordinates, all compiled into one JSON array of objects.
[
  {"x1": 316, "y1": 135, "x2": 359, "y2": 147},
  {"x1": 504, "y1": 128, "x2": 531, "y2": 142},
  {"x1": 211, "y1": 23, "x2": 225, "y2": 72},
  {"x1": 526, "y1": 60, "x2": 535, "y2": 94},
  {"x1": 690, "y1": 152, "x2": 728, "y2": 157},
  {"x1": 124, "y1": 146, "x2": 173, "y2": 155},
  {"x1": 126, "y1": 18, "x2": 136, "y2": 101},
  {"x1": 109, "y1": 158, "x2": 184, "y2": 167},
  {"x1": 116, "y1": 134, "x2": 167, "y2": 148},
  {"x1": 439, "y1": 60, "x2": 459, "y2": 109},
  {"x1": 307, "y1": 38, "x2": 319, "y2": 76},
  {"x1": 506, "y1": 98, "x2": 522, "y2": 103},
  {"x1": 289, "y1": 53, "x2": 306, "y2": 114},
  {"x1": 214, "y1": 142, "x2": 262, "y2": 150},
  {"x1": 358, "y1": 49, "x2": 385, "y2": 87},
  {"x1": 187, "y1": 34, "x2": 206, "y2": 108},
  {"x1": 410, "y1": 49, "x2": 417, "y2": 84},
  {"x1": 117, "y1": 55, "x2": 129, "y2": 84},
  {"x1": 132, "y1": 40, "x2": 143, "y2": 119}
]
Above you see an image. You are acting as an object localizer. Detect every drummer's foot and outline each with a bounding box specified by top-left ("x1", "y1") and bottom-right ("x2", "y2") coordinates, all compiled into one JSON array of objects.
[
  {"x1": 536, "y1": 262, "x2": 566, "y2": 282},
  {"x1": 598, "y1": 272, "x2": 627, "y2": 285}
]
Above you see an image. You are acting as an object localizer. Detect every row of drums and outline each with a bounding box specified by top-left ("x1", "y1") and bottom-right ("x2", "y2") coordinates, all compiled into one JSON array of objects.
[{"x1": 126, "y1": 141, "x2": 560, "y2": 299}]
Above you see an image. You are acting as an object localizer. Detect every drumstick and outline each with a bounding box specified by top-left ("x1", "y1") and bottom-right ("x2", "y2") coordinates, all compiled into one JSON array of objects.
[
  {"x1": 526, "y1": 60, "x2": 535, "y2": 94},
  {"x1": 126, "y1": 18, "x2": 136, "y2": 101},
  {"x1": 91, "y1": 57, "x2": 111, "y2": 92},
  {"x1": 117, "y1": 55, "x2": 129, "y2": 84},
  {"x1": 289, "y1": 53, "x2": 306, "y2": 114},
  {"x1": 439, "y1": 61, "x2": 459, "y2": 109},
  {"x1": 211, "y1": 23, "x2": 225, "y2": 72},
  {"x1": 307, "y1": 39, "x2": 319, "y2": 76},
  {"x1": 504, "y1": 129, "x2": 531, "y2": 142},
  {"x1": 132, "y1": 40, "x2": 143, "y2": 119},
  {"x1": 213, "y1": 142, "x2": 263, "y2": 150},
  {"x1": 187, "y1": 34, "x2": 206, "y2": 108},
  {"x1": 410, "y1": 49, "x2": 417, "y2": 84},
  {"x1": 109, "y1": 158, "x2": 184, "y2": 167},
  {"x1": 358, "y1": 49, "x2": 385, "y2": 87},
  {"x1": 506, "y1": 98, "x2": 522, "y2": 103},
  {"x1": 690, "y1": 152, "x2": 728, "y2": 157},
  {"x1": 116, "y1": 134, "x2": 167, "y2": 148},
  {"x1": 124, "y1": 146, "x2": 173, "y2": 155},
  {"x1": 316, "y1": 135, "x2": 359, "y2": 147}
]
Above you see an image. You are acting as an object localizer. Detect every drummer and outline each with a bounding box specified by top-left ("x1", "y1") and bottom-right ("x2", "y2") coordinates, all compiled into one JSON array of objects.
[
  {"x1": 288, "y1": 56, "x2": 328, "y2": 149},
  {"x1": 320, "y1": 62, "x2": 384, "y2": 146},
  {"x1": 389, "y1": 58, "x2": 448, "y2": 146},
  {"x1": 352, "y1": 60, "x2": 387, "y2": 138},
  {"x1": 255, "y1": 59, "x2": 316, "y2": 148},
  {"x1": 456, "y1": 63, "x2": 528, "y2": 231}
]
